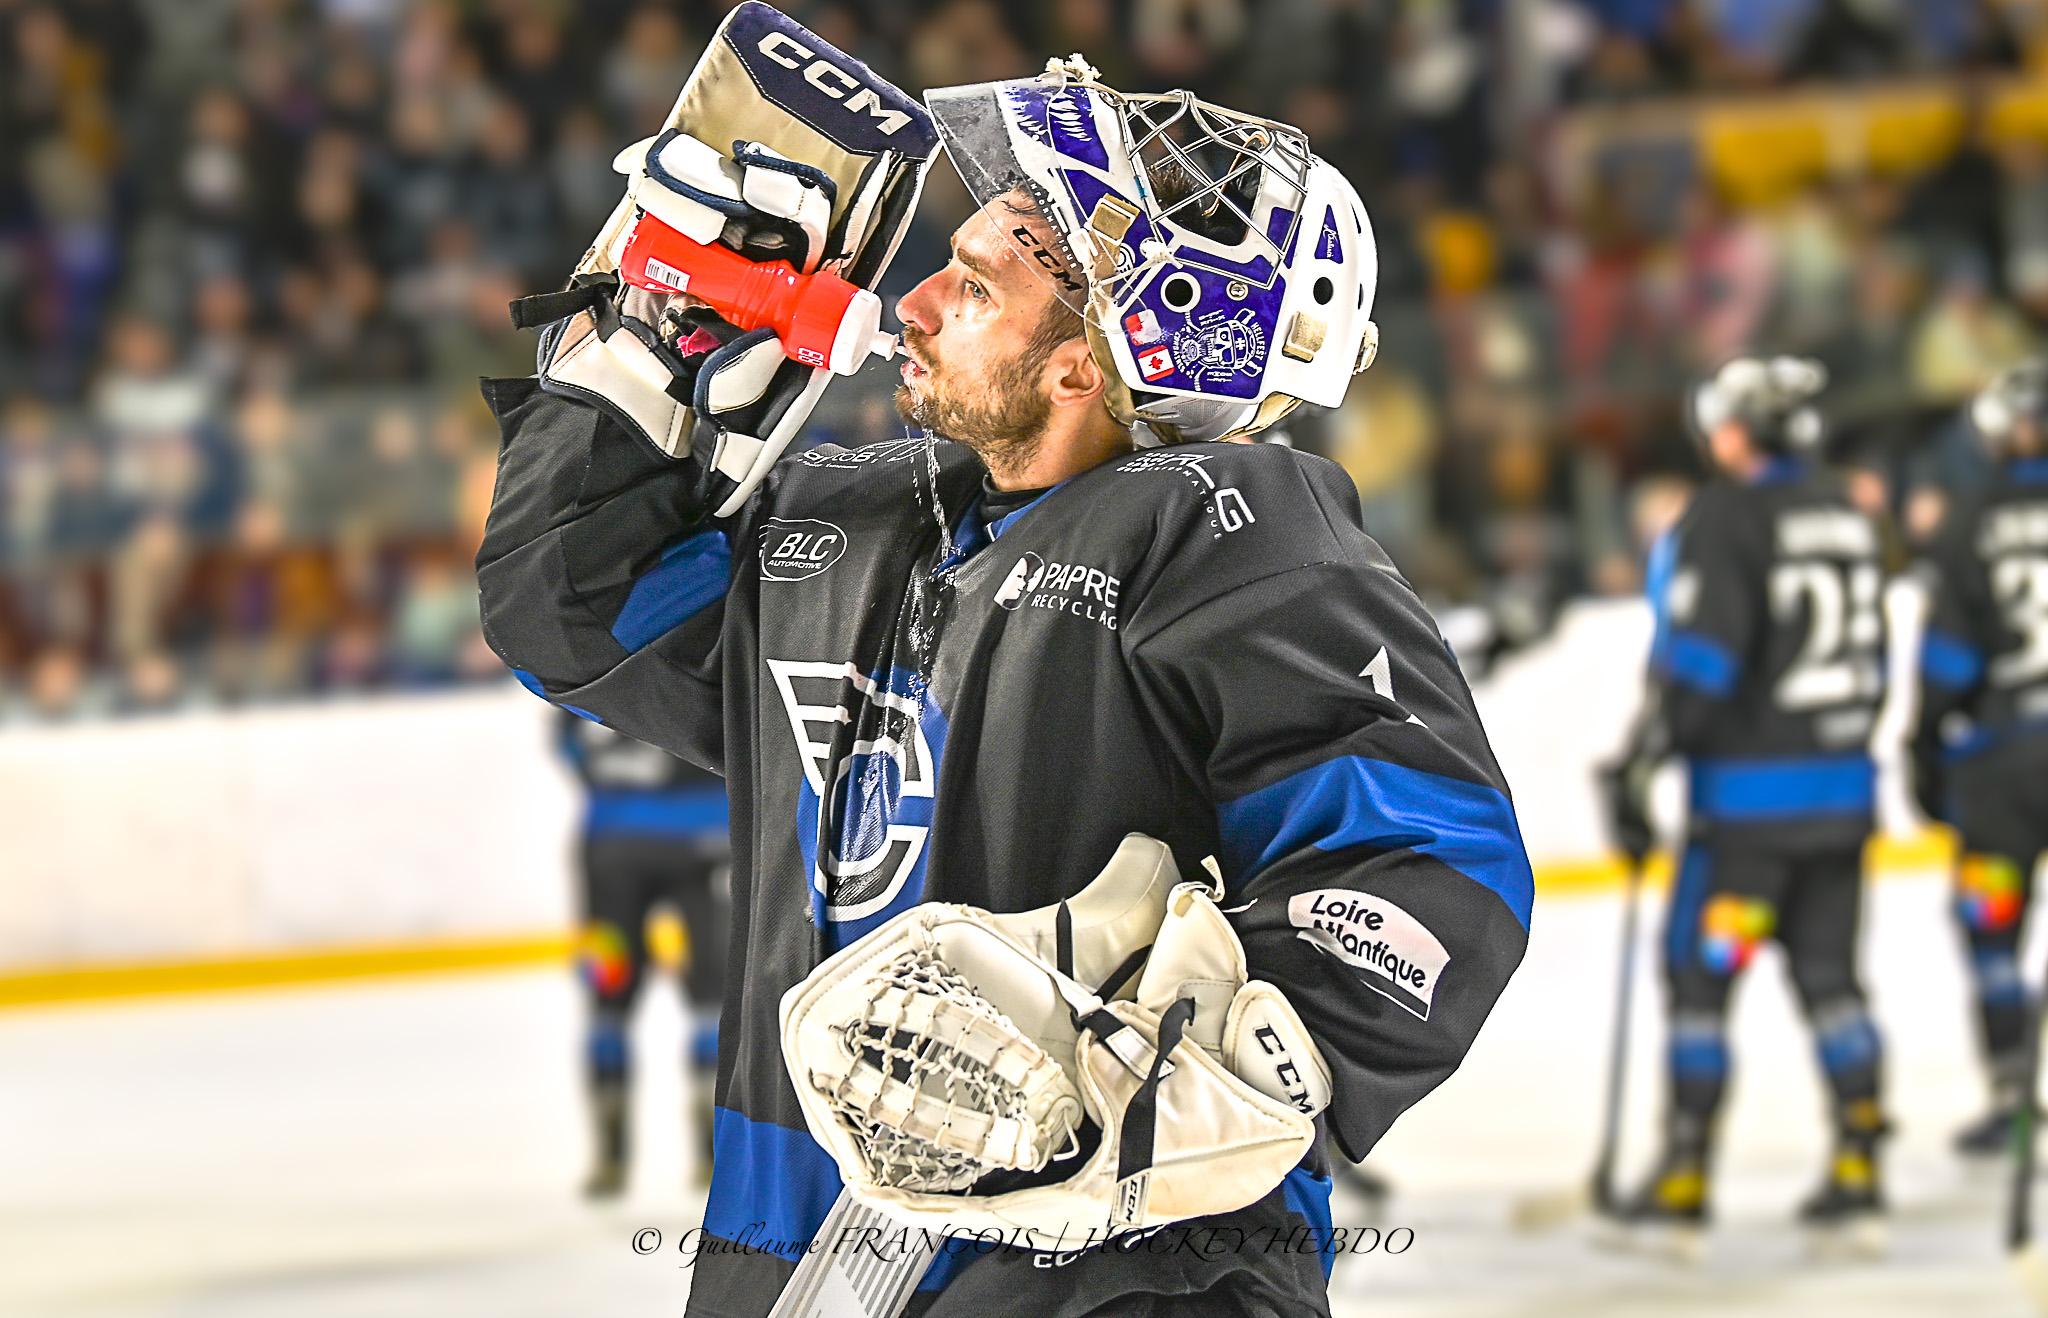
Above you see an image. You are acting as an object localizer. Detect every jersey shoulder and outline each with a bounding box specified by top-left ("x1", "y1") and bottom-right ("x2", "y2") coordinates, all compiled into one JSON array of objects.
[
  {"x1": 752, "y1": 434, "x2": 982, "y2": 534},
  {"x1": 779, "y1": 435, "x2": 964, "y2": 482},
  {"x1": 1073, "y1": 442, "x2": 1407, "y2": 633},
  {"x1": 1677, "y1": 477, "x2": 1754, "y2": 533},
  {"x1": 1092, "y1": 441, "x2": 1363, "y2": 553}
]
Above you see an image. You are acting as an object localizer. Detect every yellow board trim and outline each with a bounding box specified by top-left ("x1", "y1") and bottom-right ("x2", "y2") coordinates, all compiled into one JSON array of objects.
[
  {"x1": 0, "y1": 933, "x2": 572, "y2": 1010},
  {"x1": 0, "y1": 831, "x2": 1959, "y2": 1011}
]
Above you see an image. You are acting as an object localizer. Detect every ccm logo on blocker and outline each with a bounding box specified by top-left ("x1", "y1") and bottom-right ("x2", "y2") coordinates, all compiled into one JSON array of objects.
[
  {"x1": 1288, "y1": 890, "x2": 1450, "y2": 1020},
  {"x1": 756, "y1": 33, "x2": 913, "y2": 136}
]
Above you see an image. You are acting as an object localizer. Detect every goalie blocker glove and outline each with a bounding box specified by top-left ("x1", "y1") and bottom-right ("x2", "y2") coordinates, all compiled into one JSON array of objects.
[{"x1": 504, "y1": 1, "x2": 937, "y2": 519}]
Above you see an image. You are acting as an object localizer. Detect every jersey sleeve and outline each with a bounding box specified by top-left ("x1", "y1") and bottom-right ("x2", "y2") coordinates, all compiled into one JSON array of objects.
[
  {"x1": 1648, "y1": 486, "x2": 1757, "y2": 752},
  {"x1": 1915, "y1": 495, "x2": 1994, "y2": 737},
  {"x1": 476, "y1": 376, "x2": 753, "y2": 772},
  {"x1": 1127, "y1": 464, "x2": 1532, "y2": 1164}
]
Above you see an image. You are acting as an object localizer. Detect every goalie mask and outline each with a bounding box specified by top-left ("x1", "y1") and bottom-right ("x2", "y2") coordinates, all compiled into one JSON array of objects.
[
  {"x1": 924, "y1": 58, "x2": 1378, "y2": 445},
  {"x1": 1689, "y1": 355, "x2": 1828, "y2": 461}
]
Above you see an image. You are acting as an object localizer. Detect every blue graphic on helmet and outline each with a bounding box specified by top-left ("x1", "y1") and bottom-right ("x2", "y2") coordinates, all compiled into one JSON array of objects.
[{"x1": 1002, "y1": 84, "x2": 1109, "y2": 170}]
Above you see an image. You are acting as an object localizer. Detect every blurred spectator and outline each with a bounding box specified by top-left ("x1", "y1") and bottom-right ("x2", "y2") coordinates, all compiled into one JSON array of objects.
[
  {"x1": 465, "y1": 98, "x2": 556, "y2": 284},
  {"x1": 8, "y1": 0, "x2": 2048, "y2": 722},
  {"x1": 604, "y1": 5, "x2": 695, "y2": 133},
  {"x1": 1672, "y1": 183, "x2": 1778, "y2": 370},
  {"x1": 1909, "y1": 258, "x2": 2033, "y2": 403}
]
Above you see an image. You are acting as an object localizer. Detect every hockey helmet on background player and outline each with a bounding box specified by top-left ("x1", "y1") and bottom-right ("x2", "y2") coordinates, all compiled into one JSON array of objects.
[
  {"x1": 922, "y1": 57, "x2": 1378, "y2": 445},
  {"x1": 1970, "y1": 357, "x2": 2048, "y2": 455},
  {"x1": 1688, "y1": 355, "x2": 1828, "y2": 461}
]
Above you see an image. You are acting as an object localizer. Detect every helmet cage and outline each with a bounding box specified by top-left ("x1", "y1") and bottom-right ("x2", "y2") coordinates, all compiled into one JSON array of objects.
[{"x1": 925, "y1": 58, "x2": 1376, "y2": 444}]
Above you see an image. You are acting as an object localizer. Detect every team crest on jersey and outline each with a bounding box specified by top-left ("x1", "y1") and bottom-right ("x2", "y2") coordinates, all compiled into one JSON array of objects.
[{"x1": 767, "y1": 660, "x2": 949, "y2": 944}]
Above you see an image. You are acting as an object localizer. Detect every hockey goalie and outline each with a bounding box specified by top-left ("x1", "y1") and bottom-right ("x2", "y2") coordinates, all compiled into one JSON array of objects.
[{"x1": 475, "y1": 5, "x2": 1532, "y2": 1314}]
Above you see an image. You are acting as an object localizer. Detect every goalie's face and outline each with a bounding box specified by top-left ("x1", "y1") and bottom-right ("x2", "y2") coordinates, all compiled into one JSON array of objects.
[{"x1": 894, "y1": 197, "x2": 1097, "y2": 477}]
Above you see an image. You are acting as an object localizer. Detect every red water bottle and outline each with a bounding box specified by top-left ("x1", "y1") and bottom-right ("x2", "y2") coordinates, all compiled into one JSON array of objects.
[{"x1": 617, "y1": 208, "x2": 897, "y2": 377}]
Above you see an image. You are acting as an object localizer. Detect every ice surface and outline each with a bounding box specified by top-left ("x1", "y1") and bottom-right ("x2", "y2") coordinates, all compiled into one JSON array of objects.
[{"x1": 3, "y1": 866, "x2": 2040, "y2": 1316}]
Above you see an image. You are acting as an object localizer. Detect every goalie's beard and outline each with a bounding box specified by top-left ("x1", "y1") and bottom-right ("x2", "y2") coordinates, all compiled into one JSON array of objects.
[{"x1": 895, "y1": 328, "x2": 1053, "y2": 474}]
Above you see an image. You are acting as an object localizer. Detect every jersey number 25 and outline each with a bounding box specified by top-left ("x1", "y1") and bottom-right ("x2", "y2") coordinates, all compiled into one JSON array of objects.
[{"x1": 1771, "y1": 560, "x2": 1883, "y2": 711}]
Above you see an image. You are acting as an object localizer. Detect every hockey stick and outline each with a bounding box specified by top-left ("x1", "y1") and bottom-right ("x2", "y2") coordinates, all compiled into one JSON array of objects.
[
  {"x1": 2008, "y1": 902, "x2": 2048, "y2": 1311},
  {"x1": 766, "y1": 1188, "x2": 938, "y2": 1318},
  {"x1": 1511, "y1": 850, "x2": 1646, "y2": 1231}
]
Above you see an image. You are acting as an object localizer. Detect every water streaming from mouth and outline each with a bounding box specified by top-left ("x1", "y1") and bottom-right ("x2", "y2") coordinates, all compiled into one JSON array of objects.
[{"x1": 901, "y1": 424, "x2": 958, "y2": 699}]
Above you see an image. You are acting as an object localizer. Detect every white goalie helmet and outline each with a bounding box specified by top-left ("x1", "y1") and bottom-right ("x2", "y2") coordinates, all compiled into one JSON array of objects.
[{"x1": 924, "y1": 57, "x2": 1379, "y2": 444}]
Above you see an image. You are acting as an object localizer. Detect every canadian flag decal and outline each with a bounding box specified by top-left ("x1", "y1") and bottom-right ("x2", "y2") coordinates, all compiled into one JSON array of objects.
[{"x1": 1138, "y1": 345, "x2": 1175, "y2": 381}]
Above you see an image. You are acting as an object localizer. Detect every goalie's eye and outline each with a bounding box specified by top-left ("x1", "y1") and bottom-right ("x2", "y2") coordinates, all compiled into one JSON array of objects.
[{"x1": 964, "y1": 278, "x2": 988, "y2": 302}]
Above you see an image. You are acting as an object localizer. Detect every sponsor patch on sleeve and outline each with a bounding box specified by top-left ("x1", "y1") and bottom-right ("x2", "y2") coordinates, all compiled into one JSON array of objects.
[
  {"x1": 759, "y1": 518, "x2": 848, "y2": 581},
  {"x1": 1286, "y1": 889, "x2": 1449, "y2": 1019}
]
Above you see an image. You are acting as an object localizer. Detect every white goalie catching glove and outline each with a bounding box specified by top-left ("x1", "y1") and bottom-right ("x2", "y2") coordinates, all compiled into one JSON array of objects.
[
  {"x1": 779, "y1": 834, "x2": 1333, "y2": 1251},
  {"x1": 510, "y1": 2, "x2": 938, "y2": 516}
]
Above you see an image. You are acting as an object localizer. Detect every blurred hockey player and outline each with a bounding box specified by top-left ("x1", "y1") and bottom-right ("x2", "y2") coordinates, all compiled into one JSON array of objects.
[
  {"x1": 1612, "y1": 357, "x2": 1891, "y2": 1246},
  {"x1": 1915, "y1": 359, "x2": 2048, "y2": 1157},
  {"x1": 474, "y1": 9, "x2": 1529, "y2": 1314},
  {"x1": 560, "y1": 709, "x2": 729, "y2": 1197}
]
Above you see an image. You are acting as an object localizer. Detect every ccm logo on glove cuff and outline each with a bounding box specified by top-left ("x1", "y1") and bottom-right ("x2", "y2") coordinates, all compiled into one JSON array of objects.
[{"x1": 1288, "y1": 890, "x2": 1449, "y2": 1020}]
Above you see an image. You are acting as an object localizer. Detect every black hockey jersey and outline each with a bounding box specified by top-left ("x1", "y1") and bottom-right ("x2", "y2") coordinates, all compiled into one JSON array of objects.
[
  {"x1": 555, "y1": 709, "x2": 728, "y2": 840},
  {"x1": 478, "y1": 377, "x2": 1531, "y2": 1317},
  {"x1": 1648, "y1": 460, "x2": 1886, "y2": 849},
  {"x1": 1917, "y1": 458, "x2": 2048, "y2": 766}
]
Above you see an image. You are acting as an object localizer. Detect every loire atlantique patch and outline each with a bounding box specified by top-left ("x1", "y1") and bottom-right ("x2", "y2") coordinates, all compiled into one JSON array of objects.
[{"x1": 1287, "y1": 889, "x2": 1449, "y2": 1020}]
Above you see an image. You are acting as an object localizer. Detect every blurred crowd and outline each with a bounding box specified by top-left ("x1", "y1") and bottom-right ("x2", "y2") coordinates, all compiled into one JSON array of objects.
[{"x1": 2, "y1": 0, "x2": 2046, "y2": 719}]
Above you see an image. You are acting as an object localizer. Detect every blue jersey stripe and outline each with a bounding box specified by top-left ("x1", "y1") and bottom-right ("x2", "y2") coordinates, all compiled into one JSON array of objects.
[
  {"x1": 1670, "y1": 1032, "x2": 1729, "y2": 1079},
  {"x1": 700, "y1": 1106, "x2": 1029, "y2": 1292},
  {"x1": 1689, "y1": 754, "x2": 1874, "y2": 819},
  {"x1": 987, "y1": 482, "x2": 1067, "y2": 539},
  {"x1": 611, "y1": 529, "x2": 731, "y2": 653},
  {"x1": 1281, "y1": 1166, "x2": 1338, "y2": 1280},
  {"x1": 512, "y1": 667, "x2": 600, "y2": 722},
  {"x1": 1217, "y1": 757, "x2": 1534, "y2": 931},
  {"x1": 585, "y1": 788, "x2": 728, "y2": 837},
  {"x1": 1658, "y1": 628, "x2": 1739, "y2": 697},
  {"x1": 1664, "y1": 844, "x2": 1711, "y2": 969},
  {"x1": 703, "y1": 1107, "x2": 841, "y2": 1261},
  {"x1": 1645, "y1": 527, "x2": 1679, "y2": 657},
  {"x1": 1920, "y1": 628, "x2": 1985, "y2": 690}
]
